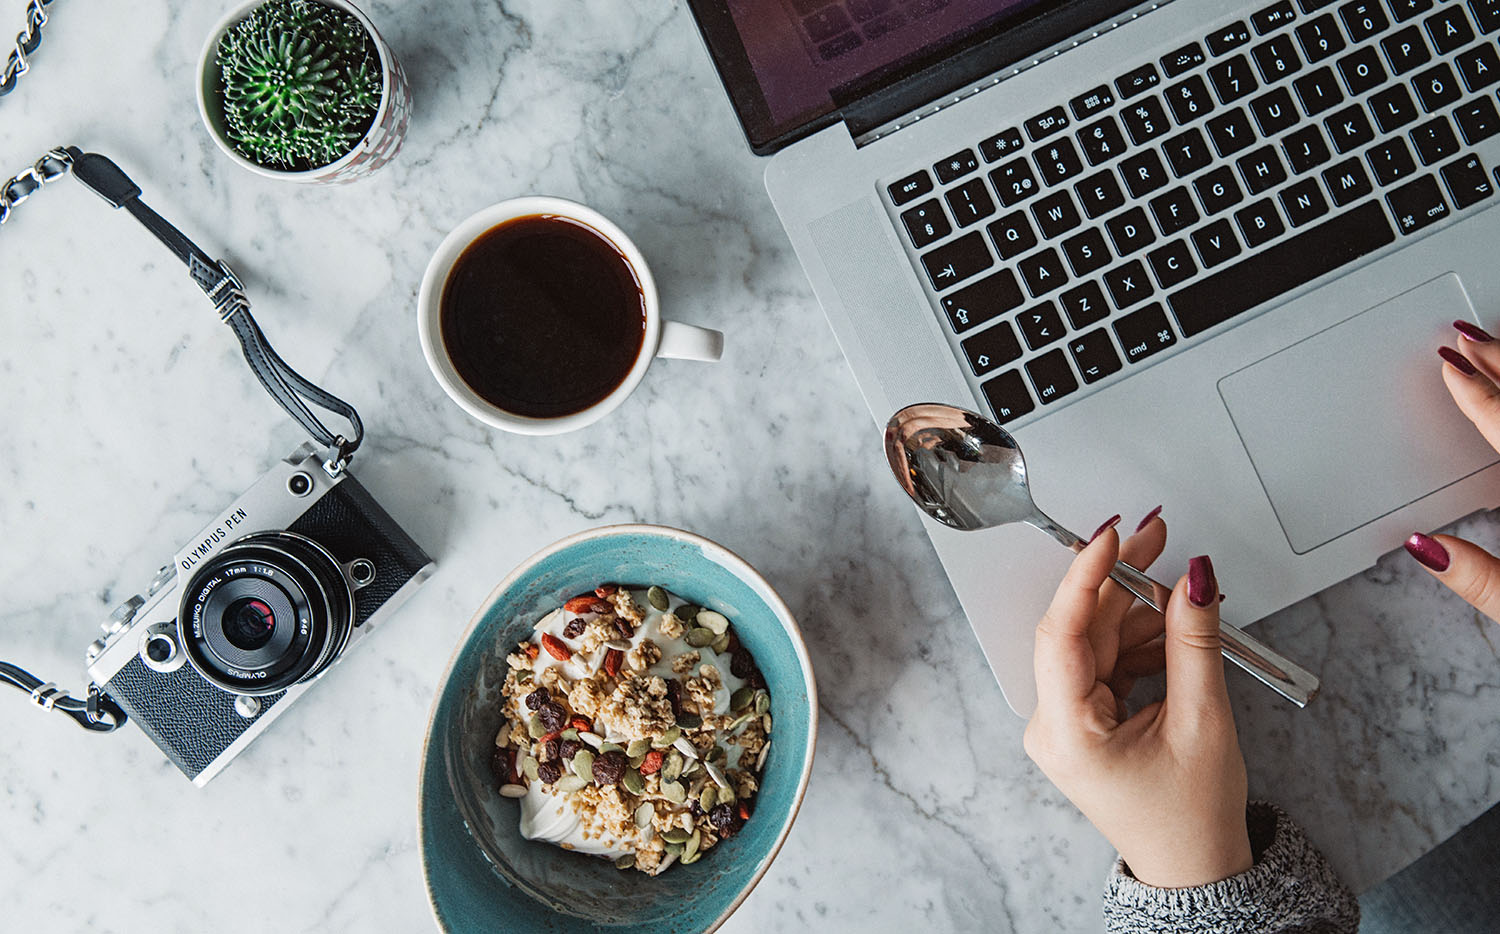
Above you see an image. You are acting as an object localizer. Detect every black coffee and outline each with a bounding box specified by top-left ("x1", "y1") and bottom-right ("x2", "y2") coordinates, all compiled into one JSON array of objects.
[{"x1": 440, "y1": 214, "x2": 646, "y2": 419}]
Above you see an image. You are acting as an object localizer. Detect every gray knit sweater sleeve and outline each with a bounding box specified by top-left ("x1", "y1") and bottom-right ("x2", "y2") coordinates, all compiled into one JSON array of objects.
[{"x1": 1102, "y1": 801, "x2": 1359, "y2": 933}]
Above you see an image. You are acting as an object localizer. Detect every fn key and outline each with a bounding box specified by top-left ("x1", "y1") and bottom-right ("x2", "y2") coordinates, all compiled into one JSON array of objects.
[{"x1": 981, "y1": 370, "x2": 1036, "y2": 423}]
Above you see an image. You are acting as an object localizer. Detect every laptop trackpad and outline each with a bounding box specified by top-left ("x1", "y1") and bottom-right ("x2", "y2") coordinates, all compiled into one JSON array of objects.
[{"x1": 1218, "y1": 273, "x2": 1499, "y2": 554}]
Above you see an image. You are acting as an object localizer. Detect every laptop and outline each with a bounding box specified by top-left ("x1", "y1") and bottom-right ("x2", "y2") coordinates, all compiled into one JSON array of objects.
[{"x1": 688, "y1": 0, "x2": 1500, "y2": 714}]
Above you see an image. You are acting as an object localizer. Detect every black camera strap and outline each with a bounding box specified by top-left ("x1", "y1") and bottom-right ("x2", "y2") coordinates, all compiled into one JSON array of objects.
[{"x1": 1, "y1": 147, "x2": 367, "y2": 733}]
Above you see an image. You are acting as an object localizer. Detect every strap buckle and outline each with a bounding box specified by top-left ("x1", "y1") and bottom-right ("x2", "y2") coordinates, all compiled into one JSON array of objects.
[
  {"x1": 323, "y1": 436, "x2": 351, "y2": 477},
  {"x1": 29, "y1": 681, "x2": 62, "y2": 710}
]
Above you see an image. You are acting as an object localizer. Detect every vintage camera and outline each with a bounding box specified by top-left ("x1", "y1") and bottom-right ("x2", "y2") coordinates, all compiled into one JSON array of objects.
[{"x1": 85, "y1": 444, "x2": 433, "y2": 785}]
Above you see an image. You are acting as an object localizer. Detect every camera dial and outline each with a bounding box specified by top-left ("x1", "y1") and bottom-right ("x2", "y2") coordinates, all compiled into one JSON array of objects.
[
  {"x1": 177, "y1": 531, "x2": 354, "y2": 696},
  {"x1": 139, "y1": 621, "x2": 187, "y2": 674}
]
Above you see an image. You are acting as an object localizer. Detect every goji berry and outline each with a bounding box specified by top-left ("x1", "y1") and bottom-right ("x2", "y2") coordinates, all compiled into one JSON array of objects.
[
  {"x1": 638, "y1": 748, "x2": 665, "y2": 775},
  {"x1": 541, "y1": 633, "x2": 571, "y2": 660}
]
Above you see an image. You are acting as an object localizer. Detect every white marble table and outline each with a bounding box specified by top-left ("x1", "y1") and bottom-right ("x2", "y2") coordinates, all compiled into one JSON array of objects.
[{"x1": 3, "y1": 2, "x2": 1498, "y2": 931}]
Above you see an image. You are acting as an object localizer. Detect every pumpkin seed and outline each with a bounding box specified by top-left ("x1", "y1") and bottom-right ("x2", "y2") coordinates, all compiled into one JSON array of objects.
[
  {"x1": 672, "y1": 736, "x2": 700, "y2": 760},
  {"x1": 697, "y1": 609, "x2": 730, "y2": 635},
  {"x1": 684, "y1": 627, "x2": 715, "y2": 647},
  {"x1": 663, "y1": 841, "x2": 685, "y2": 857},
  {"x1": 626, "y1": 738, "x2": 650, "y2": 758},
  {"x1": 499, "y1": 783, "x2": 528, "y2": 798},
  {"x1": 754, "y1": 690, "x2": 770, "y2": 715},
  {"x1": 706, "y1": 761, "x2": 731, "y2": 789},
  {"x1": 555, "y1": 775, "x2": 588, "y2": 793},
  {"x1": 662, "y1": 749, "x2": 684, "y2": 783},
  {"x1": 522, "y1": 756, "x2": 539, "y2": 782},
  {"x1": 707, "y1": 745, "x2": 726, "y2": 766},
  {"x1": 729, "y1": 686, "x2": 754, "y2": 712},
  {"x1": 621, "y1": 768, "x2": 645, "y2": 795},
  {"x1": 681, "y1": 849, "x2": 702, "y2": 865},
  {"x1": 561, "y1": 728, "x2": 579, "y2": 741},
  {"x1": 647, "y1": 586, "x2": 669, "y2": 611},
  {"x1": 629, "y1": 754, "x2": 646, "y2": 769},
  {"x1": 718, "y1": 784, "x2": 738, "y2": 807},
  {"x1": 517, "y1": 670, "x2": 534, "y2": 684},
  {"x1": 676, "y1": 604, "x2": 700, "y2": 623},
  {"x1": 678, "y1": 713, "x2": 703, "y2": 731},
  {"x1": 762, "y1": 714, "x2": 773, "y2": 733},
  {"x1": 697, "y1": 784, "x2": 716, "y2": 812},
  {"x1": 711, "y1": 633, "x2": 731, "y2": 655},
  {"x1": 661, "y1": 780, "x2": 687, "y2": 804},
  {"x1": 527, "y1": 715, "x2": 546, "y2": 739},
  {"x1": 653, "y1": 726, "x2": 682, "y2": 749},
  {"x1": 572, "y1": 749, "x2": 595, "y2": 781},
  {"x1": 661, "y1": 828, "x2": 692, "y2": 845},
  {"x1": 685, "y1": 828, "x2": 702, "y2": 860},
  {"x1": 756, "y1": 740, "x2": 772, "y2": 771},
  {"x1": 601, "y1": 742, "x2": 624, "y2": 755},
  {"x1": 634, "y1": 802, "x2": 656, "y2": 828},
  {"x1": 614, "y1": 854, "x2": 636, "y2": 870}
]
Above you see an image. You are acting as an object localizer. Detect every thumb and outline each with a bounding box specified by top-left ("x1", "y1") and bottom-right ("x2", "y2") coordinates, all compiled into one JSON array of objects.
[
  {"x1": 1406, "y1": 532, "x2": 1500, "y2": 622},
  {"x1": 1163, "y1": 555, "x2": 1231, "y2": 713}
]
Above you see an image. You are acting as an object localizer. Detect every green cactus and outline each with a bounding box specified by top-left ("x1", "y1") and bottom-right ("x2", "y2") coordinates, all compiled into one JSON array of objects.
[{"x1": 215, "y1": 0, "x2": 382, "y2": 170}]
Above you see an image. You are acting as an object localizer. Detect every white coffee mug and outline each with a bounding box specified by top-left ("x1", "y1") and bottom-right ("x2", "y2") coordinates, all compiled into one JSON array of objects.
[{"x1": 417, "y1": 197, "x2": 723, "y2": 435}]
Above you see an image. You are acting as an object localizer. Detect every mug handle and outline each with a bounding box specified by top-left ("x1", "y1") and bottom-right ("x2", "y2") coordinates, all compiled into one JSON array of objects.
[{"x1": 657, "y1": 320, "x2": 724, "y2": 362}]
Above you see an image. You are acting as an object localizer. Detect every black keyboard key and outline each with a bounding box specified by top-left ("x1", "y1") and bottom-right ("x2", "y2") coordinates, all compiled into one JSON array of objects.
[
  {"x1": 1113, "y1": 302, "x2": 1179, "y2": 363},
  {"x1": 941, "y1": 271, "x2": 1023, "y2": 332},
  {"x1": 1018, "y1": 247, "x2": 1069, "y2": 295},
  {"x1": 981, "y1": 369, "x2": 1035, "y2": 423},
  {"x1": 1116, "y1": 62, "x2": 1163, "y2": 99},
  {"x1": 1070, "y1": 85, "x2": 1116, "y2": 119},
  {"x1": 1381, "y1": 24, "x2": 1431, "y2": 73},
  {"x1": 1016, "y1": 301, "x2": 1068, "y2": 349},
  {"x1": 1062, "y1": 227, "x2": 1112, "y2": 275},
  {"x1": 1413, "y1": 62, "x2": 1463, "y2": 111},
  {"x1": 1147, "y1": 238, "x2": 1200, "y2": 288},
  {"x1": 1122, "y1": 96, "x2": 1172, "y2": 144},
  {"x1": 988, "y1": 210, "x2": 1038, "y2": 259},
  {"x1": 1032, "y1": 190, "x2": 1083, "y2": 238},
  {"x1": 1150, "y1": 186, "x2": 1202, "y2": 233},
  {"x1": 1166, "y1": 75, "x2": 1217, "y2": 123},
  {"x1": 1192, "y1": 218, "x2": 1245, "y2": 266},
  {"x1": 1441, "y1": 152, "x2": 1495, "y2": 207},
  {"x1": 889, "y1": 170, "x2": 934, "y2": 205},
  {"x1": 1238, "y1": 146, "x2": 1289, "y2": 193},
  {"x1": 1253, "y1": 35, "x2": 1304, "y2": 82},
  {"x1": 1250, "y1": 87, "x2": 1302, "y2": 135},
  {"x1": 1301, "y1": 0, "x2": 1343, "y2": 13},
  {"x1": 1253, "y1": 1, "x2": 1300, "y2": 34},
  {"x1": 1471, "y1": 0, "x2": 1500, "y2": 33},
  {"x1": 816, "y1": 31, "x2": 863, "y2": 60},
  {"x1": 1285, "y1": 123, "x2": 1334, "y2": 170},
  {"x1": 1169, "y1": 200, "x2": 1394, "y2": 336},
  {"x1": 1236, "y1": 198, "x2": 1289, "y2": 246},
  {"x1": 901, "y1": 199, "x2": 952, "y2": 248},
  {"x1": 1207, "y1": 106, "x2": 1259, "y2": 155},
  {"x1": 1060, "y1": 281, "x2": 1109, "y2": 328},
  {"x1": 1195, "y1": 165, "x2": 1247, "y2": 213},
  {"x1": 1341, "y1": 0, "x2": 1391, "y2": 40},
  {"x1": 1103, "y1": 259, "x2": 1156, "y2": 308},
  {"x1": 1025, "y1": 106, "x2": 1071, "y2": 141},
  {"x1": 1035, "y1": 137, "x2": 1085, "y2": 186},
  {"x1": 1325, "y1": 104, "x2": 1375, "y2": 152},
  {"x1": 1078, "y1": 115, "x2": 1128, "y2": 164},
  {"x1": 1106, "y1": 206, "x2": 1158, "y2": 256},
  {"x1": 1425, "y1": 5, "x2": 1475, "y2": 53},
  {"x1": 979, "y1": 127, "x2": 1026, "y2": 162},
  {"x1": 1025, "y1": 348, "x2": 1079, "y2": 404},
  {"x1": 1386, "y1": 172, "x2": 1450, "y2": 231},
  {"x1": 935, "y1": 149, "x2": 980, "y2": 183},
  {"x1": 1163, "y1": 127, "x2": 1215, "y2": 177},
  {"x1": 1455, "y1": 95, "x2": 1500, "y2": 142},
  {"x1": 1281, "y1": 176, "x2": 1331, "y2": 223},
  {"x1": 946, "y1": 178, "x2": 997, "y2": 226},
  {"x1": 1387, "y1": 0, "x2": 1434, "y2": 22},
  {"x1": 1207, "y1": 21, "x2": 1253, "y2": 56},
  {"x1": 1337, "y1": 46, "x2": 1388, "y2": 95},
  {"x1": 1076, "y1": 170, "x2": 1126, "y2": 218},
  {"x1": 804, "y1": 7, "x2": 853, "y2": 41},
  {"x1": 1069, "y1": 328, "x2": 1124, "y2": 383},
  {"x1": 1323, "y1": 156, "x2": 1376, "y2": 203},
  {"x1": 921, "y1": 232, "x2": 993, "y2": 288},
  {"x1": 1370, "y1": 83, "x2": 1419, "y2": 131},
  {"x1": 1368, "y1": 135, "x2": 1418, "y2": 183},
  {"x1": 1455, "y1": 43, "x2": 1500, "y2": 92},
  {"x1": 961, "y1": 322, "x2": 1023, "y2": 376},
  {"x1": 1208, "y1": 54, "x2": 1261, "y2": 104},
  {"x1": 1120, "y1": 149, "x2": 1171, "y2": 197},
  {"x1": 1295, "y1": 66, "x2": 1347, "y2": 115},
  {"x1": 991, "y1": 159, "x2": 1040, "y2": 206},
  {"x1": 1163, "y1": 42, "x2": 1208, "y2": 77},
  {"x1": 1411, "y1": 116, "x2": 1460, "y2": 164},
  {"x1": 1297, "y1": 14, "x2": 1348, "y2": 61}
]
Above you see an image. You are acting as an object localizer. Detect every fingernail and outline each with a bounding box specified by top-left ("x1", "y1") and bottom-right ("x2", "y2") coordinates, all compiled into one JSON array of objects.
[
  {"x1": 1188, "y1": 555, "x2": 1216, "y2": 608},
  {"x1": 1439, "y1": 346, "x2": 1479, "y2": 376},
  {"x1": 1134, "y1": 505, "x2": 1163, "y2": 533},
  {"x1": 1454, "y1": 320, "x2": 1495, "y2": 343},
  {"x1": 1090, "y1": 514, "x2": 1122, "y2": 542},
  {"x1": 1404, "y1": 532, "x2": 1450, "y2": 572}
]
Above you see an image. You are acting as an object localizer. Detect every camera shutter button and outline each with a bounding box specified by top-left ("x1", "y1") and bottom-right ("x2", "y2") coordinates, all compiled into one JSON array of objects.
[{"x1": 233, "y1": 695, "x2": 261, "y2": 718}]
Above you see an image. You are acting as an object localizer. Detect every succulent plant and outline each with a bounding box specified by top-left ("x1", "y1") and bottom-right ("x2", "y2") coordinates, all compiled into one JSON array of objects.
[{"x1": 215, "y1": 0, "x2": 381, "y2": 170}]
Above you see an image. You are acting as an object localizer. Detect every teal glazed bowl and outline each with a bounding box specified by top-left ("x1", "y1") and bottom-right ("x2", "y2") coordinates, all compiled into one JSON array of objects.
[{"x1": 419, "y1": 525, "x2": 817, "y2": 932}]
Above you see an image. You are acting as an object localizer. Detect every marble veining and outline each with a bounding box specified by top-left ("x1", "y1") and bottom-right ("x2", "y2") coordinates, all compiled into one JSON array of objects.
[{"x1": 2, "y1": 2, "x2": 1498, "y2": 931}]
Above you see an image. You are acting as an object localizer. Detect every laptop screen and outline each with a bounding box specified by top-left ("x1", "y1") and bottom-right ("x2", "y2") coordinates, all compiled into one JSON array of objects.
[{"x1": 689, "y1": 0, "x2": 1128, "y2": 154}]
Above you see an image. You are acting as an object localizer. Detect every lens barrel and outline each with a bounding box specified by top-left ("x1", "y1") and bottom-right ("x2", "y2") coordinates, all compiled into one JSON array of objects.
[{"x1": 178, "y1": 532, "x2": 354, "y2": 695}]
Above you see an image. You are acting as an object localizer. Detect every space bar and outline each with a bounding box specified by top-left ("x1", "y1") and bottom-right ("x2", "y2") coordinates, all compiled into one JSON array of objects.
[{"x1": 1168, "y1": 202, "x2": 1396, "y2": 339}]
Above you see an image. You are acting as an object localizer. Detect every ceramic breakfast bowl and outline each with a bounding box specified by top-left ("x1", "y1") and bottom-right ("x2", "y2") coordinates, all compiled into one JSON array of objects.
[{"x1": 419, "y1": 525, "x2": 817, "y2": 932}]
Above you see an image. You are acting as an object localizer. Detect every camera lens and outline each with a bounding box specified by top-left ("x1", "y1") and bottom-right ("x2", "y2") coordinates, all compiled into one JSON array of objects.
[{"x1": 178, "y1": 532, "x2": 354, "y2": 695}]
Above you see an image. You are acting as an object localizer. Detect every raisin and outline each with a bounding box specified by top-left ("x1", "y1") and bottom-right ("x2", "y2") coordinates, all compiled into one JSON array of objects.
[
  {"x1": 562, "y1": 617, "x2": 587, "y2": 639},
  {"x1": 603, "y1": 649, "x2": 624, "y2": 678},
  {"x1": 538, "y1": 702, "x2": 568, "y2": 732},
  {"x1": 591, "y1": 750, "x2": 627, "y2": 786},
  {"x1": 537, "y1": 761, "x2": 563, "y2": 785},
  {"x1": 558, "y1": 739, "x2": 583, "y2": 761},
  {"x1": 490, "y1": 746, "x2": 514, "y2": 787},
  {"x1": 615, "y1": 619, "x2": 635, "y2": 640},
  {"x1": 709, "y1": 802, "x2": 741, "y2": 836},
  {"x1": 524, "y1": 688, "x2": 549, "y2": 710},
  {"x1": 665, "y1": 679, "x2": 683, "y2": 717},
  {"x1": 538, "y1": 739, "x2": 560, "y2": 764},
  {"x1": 730, "y1": 649, "x2": 756, "y2": 679},
  {"x1": 594, "y1": 583, "x2": 619, "y2": 598},
  {"x1": 689, "y1": 799, "x2": 703, "y2": 818}
]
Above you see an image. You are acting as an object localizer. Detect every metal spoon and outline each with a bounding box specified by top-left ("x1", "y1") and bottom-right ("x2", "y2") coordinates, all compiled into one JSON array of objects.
[{"x1": 883, "y1": 402, "x2": 1319, "y2": 707}]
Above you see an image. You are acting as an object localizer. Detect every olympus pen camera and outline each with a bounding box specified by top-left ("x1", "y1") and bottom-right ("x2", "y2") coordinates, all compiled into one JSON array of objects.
[{"x1": 84, "y1": 444, "x2": 433, "y2": 784}]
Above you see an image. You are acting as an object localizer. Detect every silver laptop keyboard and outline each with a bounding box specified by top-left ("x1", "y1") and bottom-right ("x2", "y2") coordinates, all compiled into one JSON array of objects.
[{"x1": 885, "y1": 0, "x2": 1500, "y2": 424}]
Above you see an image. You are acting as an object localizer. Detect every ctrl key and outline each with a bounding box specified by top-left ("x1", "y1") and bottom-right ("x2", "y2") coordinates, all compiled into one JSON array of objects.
[
  {"x1": 981, "y1": 369, "x2": 1036, "y2": 424},
  {"x1": 1112, "y1": 302, "x2": 1178, "y2": 363},
  {"x1": 1025, "y1": 348, "x2": 1080, "y2": 405}
]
